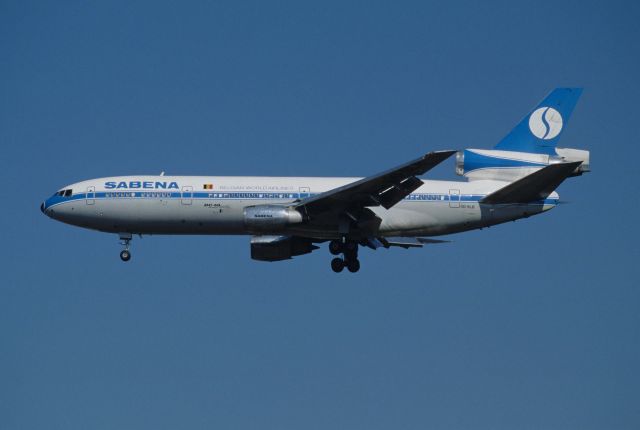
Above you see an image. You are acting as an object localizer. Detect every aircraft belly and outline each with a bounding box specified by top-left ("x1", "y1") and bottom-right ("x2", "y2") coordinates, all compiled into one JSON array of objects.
[
  {"x1": 376, "y1": 201, "x2": 482, "y2": 236},
  {"x1": 480, "y1": 203, "x2": 549, "y2": 226},
  {"x1": 59, "y1": 198, "x2": 253, "y2": 234}
]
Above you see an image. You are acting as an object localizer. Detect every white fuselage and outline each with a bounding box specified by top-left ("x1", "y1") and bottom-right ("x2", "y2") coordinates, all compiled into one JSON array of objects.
[{"x1": 41, "y1": 175, "x2": 558, "y2": 239}]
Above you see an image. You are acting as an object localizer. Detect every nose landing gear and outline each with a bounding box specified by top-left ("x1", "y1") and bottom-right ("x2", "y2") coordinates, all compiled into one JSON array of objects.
[
  {"x1": 119, "y1": 233, "x2": 132, "y2": 262},
  {"x1": 120, "y1": 249, "x2": 131, "y2": 262},
  {"x1": 329, "y1": 239, "x2": 360, "y2": 273}
]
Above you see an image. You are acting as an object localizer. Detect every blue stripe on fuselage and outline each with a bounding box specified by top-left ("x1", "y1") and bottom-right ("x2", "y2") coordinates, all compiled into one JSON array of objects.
[{"x1": 43, "y1": 191, "x2": 558, "y2": 211}]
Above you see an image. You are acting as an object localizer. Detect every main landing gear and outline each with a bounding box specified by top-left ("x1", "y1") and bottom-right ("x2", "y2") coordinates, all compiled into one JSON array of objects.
[
  {"x1": 119, "y1": 233, "x2": 132, "y2": 262},
  {"x1": 329, "y1": 239, "x2": 360, "y2": 273}
]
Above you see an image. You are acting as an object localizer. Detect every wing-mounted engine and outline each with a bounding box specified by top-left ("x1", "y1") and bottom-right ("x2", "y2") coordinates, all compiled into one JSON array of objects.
[
  {"x1": 244, "y1": 205, "x2": 303, "y2": 233},
  {"x1": 250, "y1": 235, "x2": 319, "y2": 261},
  {"x1": 455, "y1": 148, "x2": 590, "y2": 182}
]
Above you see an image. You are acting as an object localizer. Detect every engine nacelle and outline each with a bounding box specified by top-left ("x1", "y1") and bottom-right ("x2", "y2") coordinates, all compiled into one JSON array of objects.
[
  {"x1": 455, "y1": 148, "x2": 590, "y2": 181},
  {"x1": 250, "y1": 235, "x2": 318, "y2": 261},
  {"x1": 243, "y1": 205, "x2": 303, "y2": 232}
]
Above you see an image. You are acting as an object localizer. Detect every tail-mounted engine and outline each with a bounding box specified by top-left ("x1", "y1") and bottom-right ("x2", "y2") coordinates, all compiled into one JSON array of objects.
[{"x1": 455, "y1": 148, "x2": 590, "y2": 181}]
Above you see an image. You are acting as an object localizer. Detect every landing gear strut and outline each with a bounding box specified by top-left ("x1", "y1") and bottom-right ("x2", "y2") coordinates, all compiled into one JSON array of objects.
[
  {"x1": 329, "y1": 240, "x2": 343, "y2": 255},
  {"x1": 329, "y1": 239, "x2": 360, "y2": 273},
  {"x1": 119, "y1": 233, "x2": 132, "y2": 262}
]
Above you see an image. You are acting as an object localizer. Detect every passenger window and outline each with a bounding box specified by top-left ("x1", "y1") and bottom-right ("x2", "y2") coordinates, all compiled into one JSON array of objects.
[{"x1": 64, "y1": 189, "x2": 72, "y2": 197}]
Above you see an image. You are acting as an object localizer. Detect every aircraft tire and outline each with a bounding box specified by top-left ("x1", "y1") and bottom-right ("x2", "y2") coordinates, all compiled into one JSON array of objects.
[
  {"x1": 347, "y1": 258, "x2": 360, "y2": 273},
  {"x1": 120, "y1": 250, "x2": 131, "y2": 262},
  {"x1": 331, "y1": 257, "x2": 344, "y2": 273}
]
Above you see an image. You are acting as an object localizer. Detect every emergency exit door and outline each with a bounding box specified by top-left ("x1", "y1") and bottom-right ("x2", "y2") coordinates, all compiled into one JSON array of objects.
[
  {"x1": 181, "y1": 186, "x2": 193, "y2": 205},
  {"x1": 449, "y1": 189, "x2": 460, "y2": 208},
  {"x1": 86, "y1": 186, "x2": 95, "y2": 205}
]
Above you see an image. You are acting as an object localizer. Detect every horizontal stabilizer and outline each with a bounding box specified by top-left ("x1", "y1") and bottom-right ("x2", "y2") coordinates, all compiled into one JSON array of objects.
[
  {"x1": 480, "y1": 161, "x2": 582, "y2": 204},
  {"x1": 378, "y1": 237, "x2": 450, "y2": 249}
]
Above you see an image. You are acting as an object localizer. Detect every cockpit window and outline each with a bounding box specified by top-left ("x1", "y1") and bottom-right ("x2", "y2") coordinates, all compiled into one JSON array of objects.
[{"x1": 55, "y1": 189, "x2": 73, "y2": 197}]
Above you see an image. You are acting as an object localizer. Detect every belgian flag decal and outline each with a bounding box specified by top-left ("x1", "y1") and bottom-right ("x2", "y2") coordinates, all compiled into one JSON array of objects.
[{"x1": 203, "y1": 184, "x2": 213, "y2": 190}]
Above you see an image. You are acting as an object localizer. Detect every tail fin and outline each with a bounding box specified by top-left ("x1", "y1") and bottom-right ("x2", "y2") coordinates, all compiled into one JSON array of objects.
[{"x1": 494, "y1": 88, "x2": 583, "y2": 154}]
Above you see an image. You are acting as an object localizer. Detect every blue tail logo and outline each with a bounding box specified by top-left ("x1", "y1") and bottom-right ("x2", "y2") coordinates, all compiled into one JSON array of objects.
[
  {"x1": 529, "y1": 106, "x2": 562, "y2": 140},
  {"x1": 495, "y1": 88, "x2": 582, "y2": 154}
]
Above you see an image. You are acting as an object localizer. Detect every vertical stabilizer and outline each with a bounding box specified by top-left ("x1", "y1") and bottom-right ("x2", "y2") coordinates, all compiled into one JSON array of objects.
[{"x1": 494, "y1": 88, "x2": 582, "y2": 154}]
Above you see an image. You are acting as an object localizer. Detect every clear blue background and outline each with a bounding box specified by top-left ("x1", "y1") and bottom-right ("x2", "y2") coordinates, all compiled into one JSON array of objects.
[{"x1": 2, "y1": 1, "x2": 639, "y2": 428}]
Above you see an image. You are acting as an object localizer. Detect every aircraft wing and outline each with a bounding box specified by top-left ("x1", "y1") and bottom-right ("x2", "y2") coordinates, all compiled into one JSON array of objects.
[{"x1": 295, "y1": 150, "x2": 456, "y2": 219}]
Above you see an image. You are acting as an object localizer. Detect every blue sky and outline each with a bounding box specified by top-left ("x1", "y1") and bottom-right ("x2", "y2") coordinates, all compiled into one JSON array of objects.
[{"x1": 2, "y1": 1, "x2": 639, "y2": 428}]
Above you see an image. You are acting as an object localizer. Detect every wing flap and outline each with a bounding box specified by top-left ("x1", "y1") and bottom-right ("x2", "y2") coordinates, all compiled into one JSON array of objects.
[{"x1": 480, "y1": 161, "x2": 582, "y2": 204}]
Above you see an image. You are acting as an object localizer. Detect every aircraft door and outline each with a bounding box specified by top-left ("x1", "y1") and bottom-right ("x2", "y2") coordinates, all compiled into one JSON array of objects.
[
  {"x1": 181, "y1": 186, "x2": 193, "y2": 205},
  {"x1": 449, "y1": 189, "x2": 460, "y2": 208},
  {"x1": 86, "y1": 186, "x2": 95, "y2": 205}
]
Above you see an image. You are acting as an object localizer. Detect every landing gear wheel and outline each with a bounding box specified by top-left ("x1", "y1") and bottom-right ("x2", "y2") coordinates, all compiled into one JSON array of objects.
[
  {"x1": 329, "y1": 240, "x2": 343, "y2": 255},
  {"x1": 346, "y1": 258, "x2": 360, "y2": 273},
  {"x1": 120, "y1": 249, "x2": 131, "y2": 262},
  {"x1": 331, "y1": 257, "x2": 344, "y2": 273}
]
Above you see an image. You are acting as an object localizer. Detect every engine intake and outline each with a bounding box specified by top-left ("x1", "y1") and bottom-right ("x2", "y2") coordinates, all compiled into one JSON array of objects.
[{"x1": 244, "y1": 205, "x2": 303, "y2": 232}]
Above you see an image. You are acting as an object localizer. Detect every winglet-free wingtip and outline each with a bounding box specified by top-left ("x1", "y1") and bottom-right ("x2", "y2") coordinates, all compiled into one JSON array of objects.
[
  {"x1": 428, "y1": 149, "x2": 457, "y2": 159},
  {"x1": 421, "y1": 149, "x2": 457, "y2": 167}
]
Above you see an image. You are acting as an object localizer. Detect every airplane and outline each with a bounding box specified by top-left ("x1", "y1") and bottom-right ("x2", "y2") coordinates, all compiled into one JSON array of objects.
[{"x1": 41, "y1": 88, "x2": 589, "y2": 273}]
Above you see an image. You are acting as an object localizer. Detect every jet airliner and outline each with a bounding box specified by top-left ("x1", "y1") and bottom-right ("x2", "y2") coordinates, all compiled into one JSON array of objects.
[{"x1": 41, "y1": 88, "x2": 589, "y2": 272}]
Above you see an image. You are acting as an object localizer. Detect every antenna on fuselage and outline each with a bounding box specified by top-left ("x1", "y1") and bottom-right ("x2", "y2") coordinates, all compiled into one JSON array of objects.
[{"x1": 160, "y1": 171, "x2": 165, "y2": 176}]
